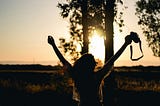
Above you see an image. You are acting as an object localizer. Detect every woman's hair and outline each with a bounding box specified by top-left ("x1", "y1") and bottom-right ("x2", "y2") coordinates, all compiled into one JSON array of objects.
[{"x1": 73, "y1": 53, "x2": 96, "y2": 75}]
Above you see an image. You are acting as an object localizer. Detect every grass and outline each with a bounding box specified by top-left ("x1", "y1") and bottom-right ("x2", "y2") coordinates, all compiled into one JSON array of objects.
[
  {"x1": 115, "y1": 75, "x2": 160, "y2": 92},
  {"x1": 0, "y1": 66, "x2": 160, "y2": 106},
  {"x1": 0, "y1": 70, "x2": 72, "y2": 94}
]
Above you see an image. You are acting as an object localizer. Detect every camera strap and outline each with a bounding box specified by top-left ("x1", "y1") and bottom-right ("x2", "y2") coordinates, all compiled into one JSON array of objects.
[{"x1": 130, "y1": 41, "x2": 144, "y2": 61}]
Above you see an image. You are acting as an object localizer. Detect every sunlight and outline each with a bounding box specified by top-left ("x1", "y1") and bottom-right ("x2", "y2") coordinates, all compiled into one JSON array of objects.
[{"x1": 89, "y1": 31, "x2": 105, "y2": 62}]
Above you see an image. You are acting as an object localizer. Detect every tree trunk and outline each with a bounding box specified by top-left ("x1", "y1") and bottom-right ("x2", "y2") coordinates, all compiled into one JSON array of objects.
[
  {"x1": 81, "y1": 0, "x2": 89, "y2": 55},
  {"x1": 103, "y1": 0, "x2": 116, "y2": 106},
  {"x1": 104, "y1": 0, "x2": 115, "y2": 63}
]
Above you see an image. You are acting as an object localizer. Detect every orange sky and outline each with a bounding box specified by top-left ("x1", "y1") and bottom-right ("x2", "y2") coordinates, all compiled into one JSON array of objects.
[{"x1": 0, "y1": 0, "x2": 159, "y2": 66}]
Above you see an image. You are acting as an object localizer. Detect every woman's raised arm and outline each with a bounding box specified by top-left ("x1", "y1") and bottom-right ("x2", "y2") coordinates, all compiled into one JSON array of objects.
[
  {"x1": 48, "y1": 36, "x2": 72, "y2": 71},
  {"x1": 97, "y1": 35, "x2": 132, "y2": 79}
]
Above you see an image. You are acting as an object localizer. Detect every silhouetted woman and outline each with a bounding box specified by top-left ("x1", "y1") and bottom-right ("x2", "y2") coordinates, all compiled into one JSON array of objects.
[{"x1": 48, "y1": 35, "x2": 132, "y2": 106}]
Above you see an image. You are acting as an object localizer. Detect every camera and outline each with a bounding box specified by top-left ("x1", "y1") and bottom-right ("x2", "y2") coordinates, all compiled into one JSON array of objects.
[
  {"x1": 129, "y1": 32, "x2": 143, "y2": 61},
  {"x1": 130, "y1": 32, "x2": 140, "y2": 43}
]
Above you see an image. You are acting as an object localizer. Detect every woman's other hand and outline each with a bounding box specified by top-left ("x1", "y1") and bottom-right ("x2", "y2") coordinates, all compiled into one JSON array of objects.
[{"x1": 125, "y1": 35, "x2": 132, "y2": 45}]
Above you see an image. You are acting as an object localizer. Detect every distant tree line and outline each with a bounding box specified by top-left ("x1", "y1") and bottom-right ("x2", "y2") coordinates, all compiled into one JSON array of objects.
[{"x1": 0, "y1": 64, "x2": 62, "y2": 70}]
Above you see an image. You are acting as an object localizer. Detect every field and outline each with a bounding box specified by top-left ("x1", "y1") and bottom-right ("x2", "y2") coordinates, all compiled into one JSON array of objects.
[
  {"x1": 0, "y1": 65, "x2": 160, "y2": 106},
  {"x1": 113, "y1": 67, "x2": 160, "y2": 106}
]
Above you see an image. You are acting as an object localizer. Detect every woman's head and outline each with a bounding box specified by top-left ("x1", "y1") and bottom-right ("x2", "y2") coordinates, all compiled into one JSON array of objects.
[{"x1": 73, "y1": 53, "x2": 96, "y2": 74}]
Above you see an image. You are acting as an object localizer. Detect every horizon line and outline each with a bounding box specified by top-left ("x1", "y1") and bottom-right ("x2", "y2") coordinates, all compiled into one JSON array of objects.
[{"x1": 0, "y1": 60, "x2": 159, "y2": 67}]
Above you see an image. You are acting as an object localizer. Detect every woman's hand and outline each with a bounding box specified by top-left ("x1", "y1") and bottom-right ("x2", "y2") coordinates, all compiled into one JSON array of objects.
[
  {"x1": 125, "y1": 35, "x2": 132, "y2": 45},
  {"x1": 48, "y1": 36, "x2": 55, "y2": 45},
  {"x1": 47, "y1": 35, "x2": 72, "y2": 70}
]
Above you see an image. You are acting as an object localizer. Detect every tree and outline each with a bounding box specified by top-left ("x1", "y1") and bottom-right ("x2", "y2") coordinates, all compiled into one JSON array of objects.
[
  {"x1": 58, "y1": 0, "x2": 90, "y2": 61},
  {"x1": 58, "y1": 0, "x2": 83, "y2": 61},
  {"x1": 58, "y1": 0, "x2": 124, "y2": 63},
  {"x1": 136, "y1": 0, "x2": 160, "y2": 57}
]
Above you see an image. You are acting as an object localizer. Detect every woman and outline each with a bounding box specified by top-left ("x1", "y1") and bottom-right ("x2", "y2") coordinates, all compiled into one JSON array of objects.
[{"x1": 48, "y1": 34, "x2": 132, "y2": 106}]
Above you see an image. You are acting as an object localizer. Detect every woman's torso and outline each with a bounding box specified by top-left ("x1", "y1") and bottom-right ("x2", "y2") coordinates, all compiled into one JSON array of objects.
[{"x1": 74, "y1": 74, "x2": 102, "y2": 106}]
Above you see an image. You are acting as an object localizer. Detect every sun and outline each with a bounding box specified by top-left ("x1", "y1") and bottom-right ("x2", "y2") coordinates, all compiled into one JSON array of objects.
[{"x1": 89, "y1": 31, "x2": 105, "y2": 62}]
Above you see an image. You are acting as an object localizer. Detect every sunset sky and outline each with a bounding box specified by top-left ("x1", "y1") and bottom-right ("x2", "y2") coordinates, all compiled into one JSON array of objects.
[{"x1": 0, "y1": 0, "x2": 159, "y2": 66}]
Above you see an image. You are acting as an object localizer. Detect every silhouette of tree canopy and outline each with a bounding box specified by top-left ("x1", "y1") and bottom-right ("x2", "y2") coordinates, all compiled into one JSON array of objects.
[
  {"x1": 57, "y1": 0, "x2": 124, "y2": 62},
  {"x1": 58, "y1": 0, "x2": 88, "y2": 61},
  {"x1": 136, "y1": 0, "x2": 160, "y2": 57}
]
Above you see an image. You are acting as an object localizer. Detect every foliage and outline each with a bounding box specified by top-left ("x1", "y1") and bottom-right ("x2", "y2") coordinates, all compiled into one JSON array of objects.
[
  {"x1": 59, "y1": 37, "x2": 81, "y2": 61},
  {"x1": 57, "y1": 0, "x2": 84, "y2": 61},
  {"x1": 57, "y1": 0, "x2": 125, "y2": 61},
  {"x1": 135, "y1": 0, "x2": 160, "y2": 57}
]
